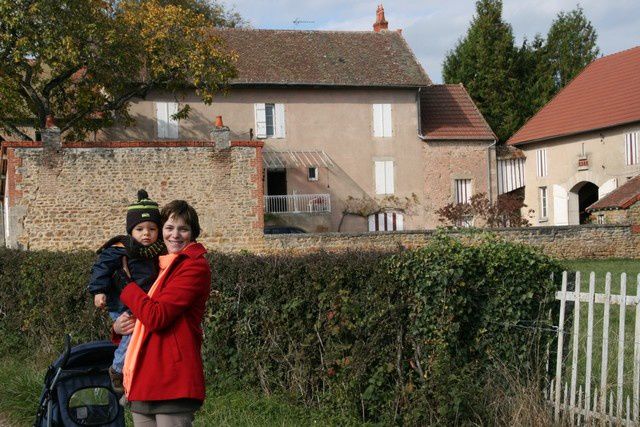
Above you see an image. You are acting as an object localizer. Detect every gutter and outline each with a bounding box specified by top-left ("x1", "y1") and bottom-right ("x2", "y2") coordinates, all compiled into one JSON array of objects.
[{"x1": 486, "y1": 139, "x2": 497, "y2": 203}]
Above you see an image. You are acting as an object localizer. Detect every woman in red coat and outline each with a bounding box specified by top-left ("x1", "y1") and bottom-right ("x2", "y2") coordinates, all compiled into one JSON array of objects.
[{"x1": 114, "y1": 200, "x2": 211, "y2": 426}]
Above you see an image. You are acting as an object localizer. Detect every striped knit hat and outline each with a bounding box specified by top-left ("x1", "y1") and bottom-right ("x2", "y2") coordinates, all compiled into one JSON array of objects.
[{"x1": 126, "y1": 189, "x2": 162, "y2": 234}]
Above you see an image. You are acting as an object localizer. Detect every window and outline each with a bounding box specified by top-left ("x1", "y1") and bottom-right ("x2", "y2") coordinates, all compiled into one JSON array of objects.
[
  {"x1": 625, "y1": 131, "x2": 639, "y2": 165},
  {"x1": 536, "y1": 149, "x2": 547, "y2": 177},
  {"x1": 155, "y1": 102, "x2": 179, "y2": 139},
  {"x1": 368, "y1": 212, "x2": 404, "y2": 231},
  {"x1": 374, "y1": 160, "x2": 394, "y2": 194},
  {"x1": 597, "y1": 214, "x2": 605, "y2": 225},
  {"x1": 255, "y1": 103, "x2": 285, "y2": 138},
  {"x1": 373, "y1": 104, "x2": 392, "y2": 137},
  {"x1": 454, "y1": 179, "x2": 472, "y2": 204},
  {"x1": 308, "y1": 167, "x2": 318, "y2": 181},
  {"x1": 539, "y1": 187, "x2": 548, "y2": 220}
]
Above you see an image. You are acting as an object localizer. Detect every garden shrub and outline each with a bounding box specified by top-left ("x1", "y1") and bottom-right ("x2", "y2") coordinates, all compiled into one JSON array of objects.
[{"x1": 0, "y1": 233, "x2": 562, "y2": 424}]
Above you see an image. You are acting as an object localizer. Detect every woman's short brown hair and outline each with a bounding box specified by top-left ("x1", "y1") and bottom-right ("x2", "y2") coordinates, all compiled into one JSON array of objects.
[{"x1": 161, "y1": 200, "x2": 201, "y2": 240}]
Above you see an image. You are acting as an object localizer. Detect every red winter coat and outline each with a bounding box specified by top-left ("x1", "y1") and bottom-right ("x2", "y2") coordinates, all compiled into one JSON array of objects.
[{"x1": 119, "y1": 242, "x2": 211, "y2": 402}]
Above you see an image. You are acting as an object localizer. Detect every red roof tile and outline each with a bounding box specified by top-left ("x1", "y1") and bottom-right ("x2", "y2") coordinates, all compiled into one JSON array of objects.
[
  {"x1": 420, "y1": 84, "x2": 496, "y2": 141},
  {"x1": 587, "y1": 175, "x2": 640, "y2": 211},
  {"x1": 508, "y1": 46, "x2": 640, "y2": 146},
  {"x1": 214, "y1": 28, "x2": 431, "y2": 87}
]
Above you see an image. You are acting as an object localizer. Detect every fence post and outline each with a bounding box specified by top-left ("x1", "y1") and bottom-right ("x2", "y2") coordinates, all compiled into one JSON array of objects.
[{"x1": 555, "y1": 271, "x2": 568, "y2": 422}]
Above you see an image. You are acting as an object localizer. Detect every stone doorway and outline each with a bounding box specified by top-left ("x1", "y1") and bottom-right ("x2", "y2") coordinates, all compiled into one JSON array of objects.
[{"x1": 569, "y1": 181, "x2": 599, "y2": 224}]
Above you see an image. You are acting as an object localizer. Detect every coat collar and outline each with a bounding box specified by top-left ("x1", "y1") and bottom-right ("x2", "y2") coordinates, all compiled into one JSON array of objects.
[{"x1": 178, "y1": 242, "x2": 207, "y2": 260}]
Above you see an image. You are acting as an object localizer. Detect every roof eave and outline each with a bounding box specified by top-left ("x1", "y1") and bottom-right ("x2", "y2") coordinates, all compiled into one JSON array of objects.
[{"x1": 509, "y1": 118, "x2": 640, "y2": 147}]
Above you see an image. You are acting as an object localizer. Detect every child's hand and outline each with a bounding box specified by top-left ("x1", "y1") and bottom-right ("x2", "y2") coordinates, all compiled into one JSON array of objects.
[{"x1": 94, "y1": 293, "x2": 107, "y2": 309}]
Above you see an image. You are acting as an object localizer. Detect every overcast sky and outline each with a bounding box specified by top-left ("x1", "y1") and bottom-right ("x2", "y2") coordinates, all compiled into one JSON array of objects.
[{"x1": 220, "y1": 0, "x2": 639, "y2": 83}]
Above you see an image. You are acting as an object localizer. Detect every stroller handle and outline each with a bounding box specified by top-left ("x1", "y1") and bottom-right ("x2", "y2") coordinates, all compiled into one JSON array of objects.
[{"x1": 60, "y1": 334, "x2": 72, "y2": 369}]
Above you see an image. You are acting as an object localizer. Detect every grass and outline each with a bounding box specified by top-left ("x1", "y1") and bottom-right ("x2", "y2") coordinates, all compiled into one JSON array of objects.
[
  {"x1": 555, "y1": 259, "x2": 640, "y2": 407},
  {"x1": 0, "y1": 356, "x2": 367, "y2": 427}
]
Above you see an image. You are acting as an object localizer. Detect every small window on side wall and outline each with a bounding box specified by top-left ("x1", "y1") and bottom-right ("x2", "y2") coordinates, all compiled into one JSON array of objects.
[
  {"x1": 539, "y1": 186, "x2": 548, "y2": 220},
  {"x1": 625, "y1": 131, "x2": 639, "y2": 165},
  {"x1": 372, "y1": 104, "x2": 392, "y2": 137},
  {"x1": 308, "y1": 167, "x2": 318, "y2": 181},
  {"x1": 156, "y1": 102, "x2": 179, "y2": 139}
]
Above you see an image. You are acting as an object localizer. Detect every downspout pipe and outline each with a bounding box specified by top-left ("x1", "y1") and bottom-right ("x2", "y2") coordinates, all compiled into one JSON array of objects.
[
  {"x1": 487, "y1": 139, "x2": 497, "y2": 203},
  {"x1": 417, "y1": 87, "x2": 428, "y2": 140}
]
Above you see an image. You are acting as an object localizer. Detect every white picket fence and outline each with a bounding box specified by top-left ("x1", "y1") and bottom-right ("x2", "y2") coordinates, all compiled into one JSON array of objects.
[{"x1": 548, "y1": 271, "x2": 640, "y2": 425}]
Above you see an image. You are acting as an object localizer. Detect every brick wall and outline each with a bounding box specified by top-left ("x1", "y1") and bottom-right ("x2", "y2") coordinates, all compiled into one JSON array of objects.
[
  {"x1": 2, "y1": 139, "x2": 264, "y2": 251},
  {"x1": 262, "y1": 225, "x2": 640, "y2": 259}
]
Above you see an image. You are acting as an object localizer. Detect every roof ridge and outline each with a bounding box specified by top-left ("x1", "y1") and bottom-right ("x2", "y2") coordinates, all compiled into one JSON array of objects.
[{"x1": 212, "y1": 27, "x2": 404, "y2": 35}]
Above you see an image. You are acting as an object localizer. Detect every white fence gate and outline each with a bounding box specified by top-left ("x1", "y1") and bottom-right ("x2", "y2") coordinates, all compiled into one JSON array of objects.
[{"x1": 549, "y1": 271, "x2": 640, "y2": 425}]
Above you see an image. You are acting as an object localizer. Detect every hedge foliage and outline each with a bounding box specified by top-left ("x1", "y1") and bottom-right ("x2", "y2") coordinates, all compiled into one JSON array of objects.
[{"x1": 0, "y1": 234, "x2": 562, "y2": 424}]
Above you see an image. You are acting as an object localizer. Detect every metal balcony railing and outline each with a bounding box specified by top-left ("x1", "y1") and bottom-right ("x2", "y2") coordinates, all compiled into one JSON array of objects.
[{"x1": 264, "y1": 194, "x2": 331, "y2": 214}]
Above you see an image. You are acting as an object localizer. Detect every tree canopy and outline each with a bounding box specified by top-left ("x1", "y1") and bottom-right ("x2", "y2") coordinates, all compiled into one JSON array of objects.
[
  {"x1": 443, "y1": 1, "x2": 600, "y2": 142},
  {"x1": 0, "y1": 0, "x2": 242, "y2": 141}
]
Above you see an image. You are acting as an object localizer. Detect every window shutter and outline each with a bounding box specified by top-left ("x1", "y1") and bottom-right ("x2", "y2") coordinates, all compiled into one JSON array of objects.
[
  {"x1": 167, "y1": 102, "x2": 179, "y2": 139},
  {"x1": 275, "y1": 103, "x2": 286, "y2": 138},
  {"x1": 599, "y1": 178, "x2": 618, "y2": 199},
  {"x1": 156, "y1": 102, "x2": 168, "y2": 139},
  {"x1": 625, "y1": 132, "x2": 638, "y2": 165},
  {"x1": 254, "y1": 103, "x2": 267, "y2": 138},
  {"x1": 385, "y1": 161, "x2": 394, "y2": 194},
  {"x1": 382, "y1": 104, "x2": 392, "y2": 137},
  {"x1": 368, "y1": 214, "x2": 376, "y2": 231},
  {"x1": 375, "y1": 161, "x2": 386, "y2": 194},
  {"x1": 373, "y1": 104, "x2": 383, "y2": 137},
  {"x1": 552, "y1": 185, "x2": 568, "y2": 226},
  {"x1": 396, "y1": 213, "x2": 404, "y2": 231}
]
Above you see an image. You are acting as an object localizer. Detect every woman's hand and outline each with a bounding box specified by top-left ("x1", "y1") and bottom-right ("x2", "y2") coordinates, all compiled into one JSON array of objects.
[{"x1": 113, "y1": 312, "x2": 136, "y2": 335}]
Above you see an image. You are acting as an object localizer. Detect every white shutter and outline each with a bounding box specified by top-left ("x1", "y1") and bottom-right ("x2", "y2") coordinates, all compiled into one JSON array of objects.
[
  {"x1": 368, "y1": 214, "x2": 376, "y2": 231},
  {"x1": 552, "y1": 185, "x2": 569, "y2": 226},
  {"x1": 375, "y1": 161, "x2": 386, "y2": 194},
  {"x1": 382, "y1": 104, "x2": 392, "y2": 137},
  {"x1": 274, "y1": 103, "x2": 286, "y2": 138},
  {"x1": 599, "y1": 178, "x2": 618, "y2": 199},
  {"x1": 254, "y1": 103, "x2": 267, "y2": 138},
  {"x1": 385, "y1": 161, "x2": 394, "y2": 194},
  {"x1": 536, "y1": 149, "x2": 547, "y2": 177},
  {"x1": 625, "y1": 132, "x2": 638, "y2": 165},
  {"x1": 373, "y1": 104, "x2": 383, "y2": 137},
  {"x1": 156, "y1": 102, "x2": 168, "y2": 139},
  {"x1": 396, "y1": 212, "x2": 404, "y2": 231},
  {"x1": 167, "y1": 102, "x2": 179, "y2": 139}
]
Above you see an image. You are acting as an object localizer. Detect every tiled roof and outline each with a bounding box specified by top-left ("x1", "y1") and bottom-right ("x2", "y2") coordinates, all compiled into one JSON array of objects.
[
  {"x1": 420, "y1": 84, "x2": 496, "y2": 141},
  {"x1": 213, "y1": 28, "x2": 431, "y2": 87},
  {"x1": 587, "y1": 175, "x2": 640, "y2": 211},
  {"x1": 508, "y1": 46, "x2": 640, "y2": 146}
]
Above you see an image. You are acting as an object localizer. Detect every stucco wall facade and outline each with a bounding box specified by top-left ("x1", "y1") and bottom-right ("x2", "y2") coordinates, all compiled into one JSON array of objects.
[
  {"x1": 2, "y1": 140, "x2": 264, "y2": 251},
  {"x1": 519, "y1": 122, "x2": 640, "y2": 226},
  {"x1": 100, "y1": 87, "x2": 493, "y2": 231}
]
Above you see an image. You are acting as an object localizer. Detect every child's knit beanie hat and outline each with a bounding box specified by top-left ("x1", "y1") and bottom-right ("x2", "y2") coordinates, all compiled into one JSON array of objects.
[{"x1": 126, "y1": 189, "x2": 162, "y2": 234}]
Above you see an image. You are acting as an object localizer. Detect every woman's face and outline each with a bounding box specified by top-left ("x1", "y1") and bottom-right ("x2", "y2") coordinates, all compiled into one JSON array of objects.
[{"x1": 162, "y1": 214, "x2": 193, "y2": 254}]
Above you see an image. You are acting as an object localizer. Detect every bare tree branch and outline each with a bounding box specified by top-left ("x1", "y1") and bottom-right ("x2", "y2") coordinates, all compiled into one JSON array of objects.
[
  {"x1": 0, "y1": 120, "x2": 33, "y2": 141},
  {"x1": 59, "y1": 82, "x2": 153, "y2": 133},
  {"x1": 43, "y1": 65, "x2": 84, "y2": 98}
]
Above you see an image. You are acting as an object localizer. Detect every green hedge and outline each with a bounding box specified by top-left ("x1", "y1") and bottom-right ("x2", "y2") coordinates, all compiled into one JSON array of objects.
[{"x1": 0, "y1": 234, "x2": 562, "y2": 424}]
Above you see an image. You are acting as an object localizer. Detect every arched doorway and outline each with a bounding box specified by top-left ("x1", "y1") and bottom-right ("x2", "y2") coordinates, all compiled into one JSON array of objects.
[{"x1": 568, "y1": 181, "x2": 599, "y2": 224}]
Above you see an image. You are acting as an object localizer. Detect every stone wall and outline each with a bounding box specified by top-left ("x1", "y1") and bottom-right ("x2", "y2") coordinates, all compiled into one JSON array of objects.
[
  {"x1": 2, "y1": 139, "x2": 264, "y2": 251},
  {"x1": 262, "y1": 224, "x2": 640, "y2": 259},
  {"x1": 422, "y1": 140, "x2": 496, "y2": 227}
]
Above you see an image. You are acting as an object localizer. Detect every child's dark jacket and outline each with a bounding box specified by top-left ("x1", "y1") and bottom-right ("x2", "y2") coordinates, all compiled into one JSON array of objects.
[{"x1": 88, "y1": 241, "x2": 158, "y2": 313}]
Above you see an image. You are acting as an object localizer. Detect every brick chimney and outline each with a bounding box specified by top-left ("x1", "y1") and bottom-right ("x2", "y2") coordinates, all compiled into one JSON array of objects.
[
  {"x1": 210, "y1": 115, "x2": 231, "y2": 149},
  {"x1": 373, "y1": 5, "x2": 388, "y2": 32}
]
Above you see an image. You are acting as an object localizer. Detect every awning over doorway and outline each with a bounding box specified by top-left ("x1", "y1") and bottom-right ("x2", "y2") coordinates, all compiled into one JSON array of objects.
[{"x1": 262, "y1": 150, "x2": 335, "y2": 169}]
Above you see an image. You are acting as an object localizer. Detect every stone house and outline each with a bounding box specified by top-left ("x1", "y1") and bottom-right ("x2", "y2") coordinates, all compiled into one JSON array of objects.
[
  {"x1": 586, "y1": 174, "x2": 640, "y2": 225},
  {"x1": 507, "y1": 46, "x2": 640, "y2": 226},
  {"x1": 96, "y1": 6, "x2": 496, "y2": 232}
]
